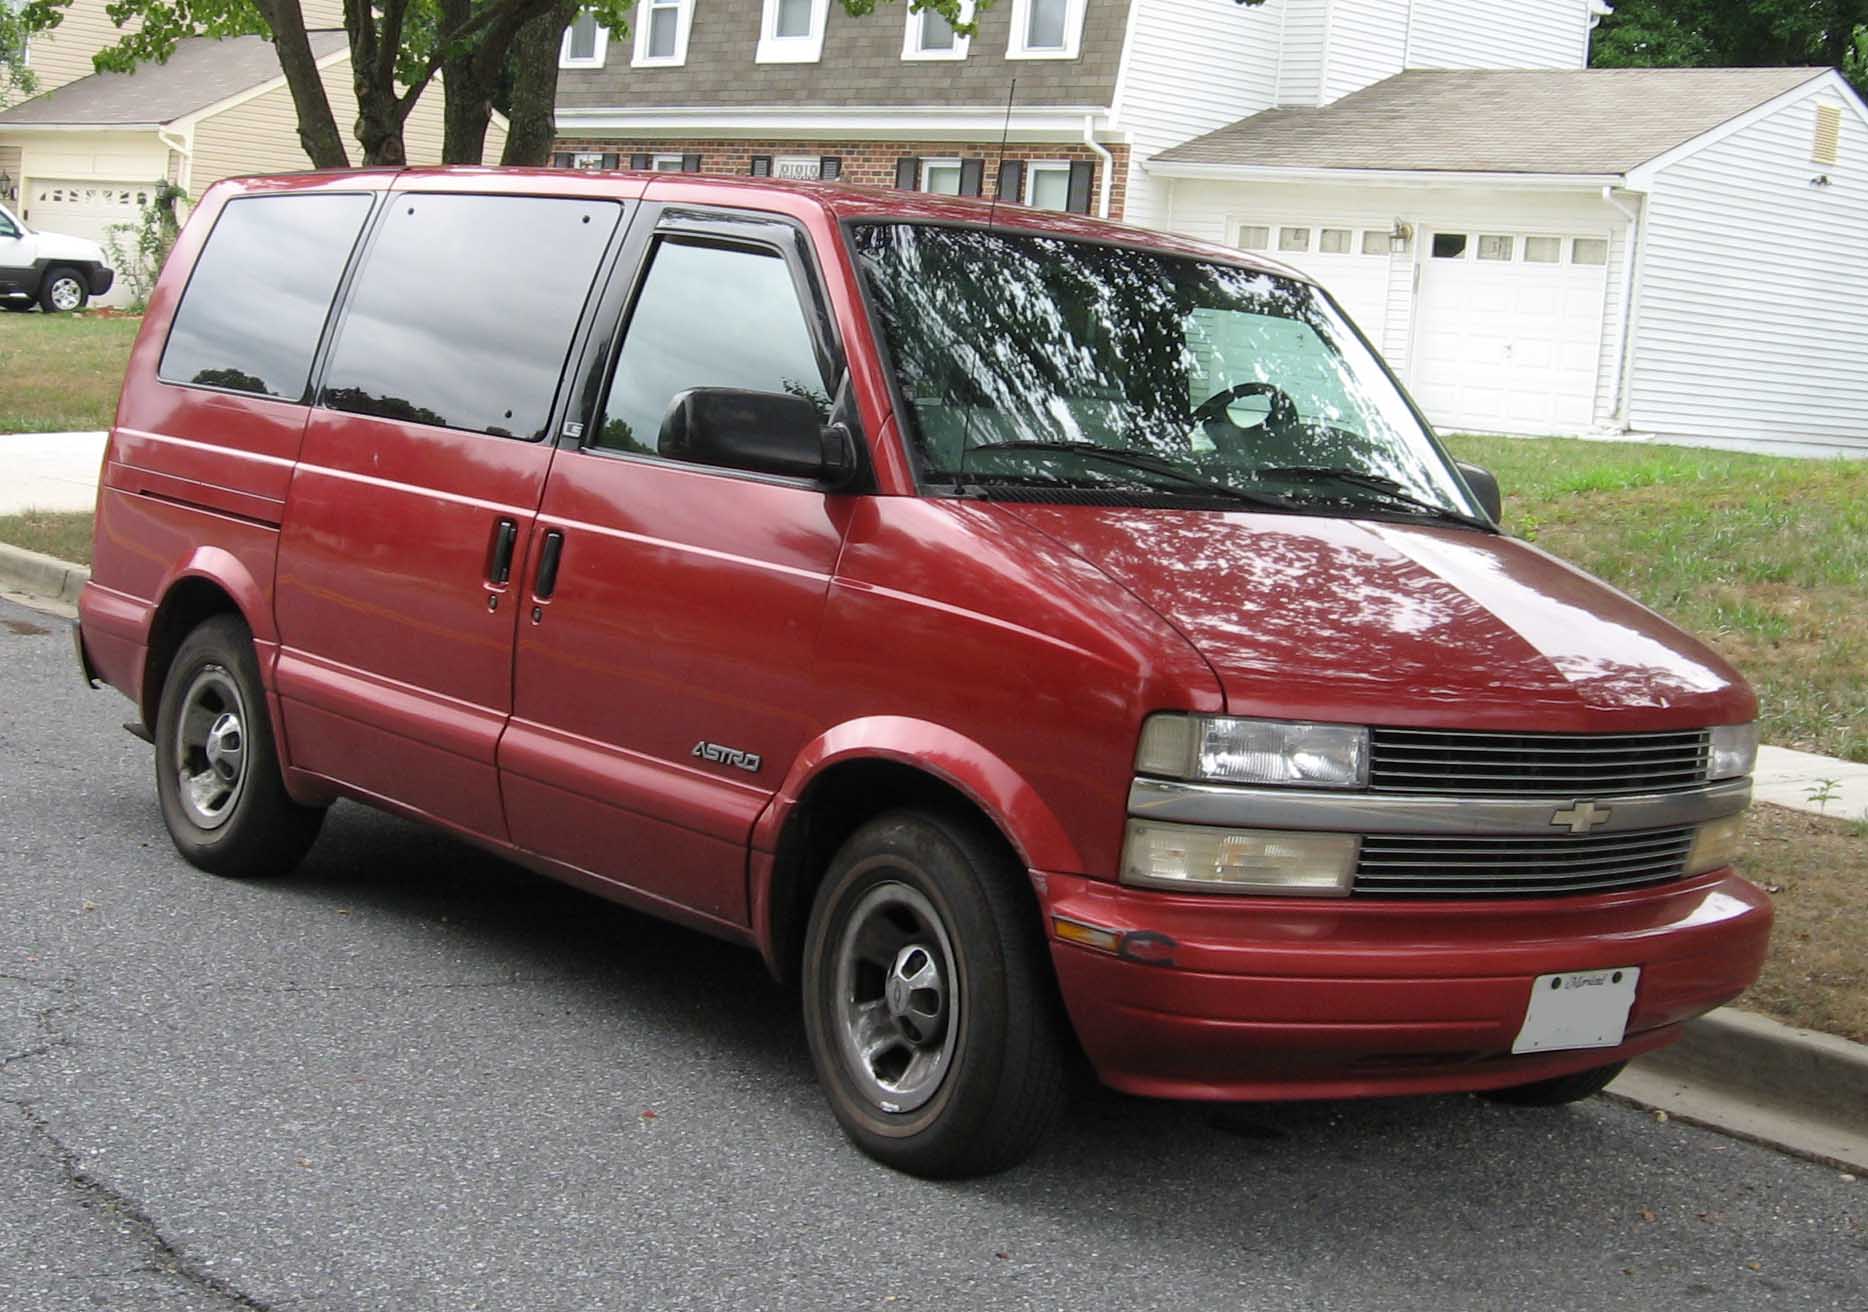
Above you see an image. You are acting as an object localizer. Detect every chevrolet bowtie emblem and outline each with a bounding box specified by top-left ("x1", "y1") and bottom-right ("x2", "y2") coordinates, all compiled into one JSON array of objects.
[{"x1": 1552, "y1": 801, "x2": 1613, "y2": 834}]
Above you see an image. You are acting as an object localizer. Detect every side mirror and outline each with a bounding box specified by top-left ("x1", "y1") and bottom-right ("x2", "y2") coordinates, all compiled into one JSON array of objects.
[
  {"x1": 1455, "y1": 461, "x2": 1502, "y2": 523},
  {"x1": 658, "y1": 388, "x2": 856, "y2": 485}
]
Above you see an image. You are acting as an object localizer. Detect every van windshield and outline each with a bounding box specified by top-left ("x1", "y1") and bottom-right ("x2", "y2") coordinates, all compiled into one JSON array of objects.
[{"x1": 851, "y1": 222, "x2": 1483, "y2": 522}]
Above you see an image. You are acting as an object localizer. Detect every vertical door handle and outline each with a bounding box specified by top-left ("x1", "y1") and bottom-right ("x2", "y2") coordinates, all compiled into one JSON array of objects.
[
  {"x1": 534, "y1": 530, "x2": 564, "y2": 600},
  {"x1": 487, "y1": 518, "x2": 518, "y2": 584}
]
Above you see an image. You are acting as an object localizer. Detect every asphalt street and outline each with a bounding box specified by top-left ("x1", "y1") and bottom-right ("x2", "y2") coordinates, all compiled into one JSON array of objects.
[{"x1": 1, "y1": 593, "x2": 1862, "y2": 1311}]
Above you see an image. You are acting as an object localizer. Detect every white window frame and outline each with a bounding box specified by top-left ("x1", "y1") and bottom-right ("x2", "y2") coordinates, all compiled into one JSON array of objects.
[
  {"x1": 632, "y1": 0, "x2": 694, "y2": 68},
  {"x1": 1006, "y1": 0, "x2": 1085, "y2": 60},
  {"x1": 920, "y1": 157, "x2": 964, "y2": 194},
  {"x1": 559, "y1": 12, "x2": 609, "y2": 69},
  {"x1": 902, "y1": 0, "x2": 974, "y2": 61},
  {"x1": 758, "y1": 0, "x2": 832, "y2": 64},
  {"x1": 1023, "y1": 160, "x2": 1072, "y2": 210},
  {"x1": 652, "y1": 153, "x2": 688, "y2": 173}
]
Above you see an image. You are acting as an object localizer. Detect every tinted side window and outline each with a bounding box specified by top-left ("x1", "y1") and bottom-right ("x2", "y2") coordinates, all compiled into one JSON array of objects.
[
  {"x1": 159, "y1": 194, "x2": 372, "y2": 400},
  {"x1": 322, "y1": 195, "x2": 620, "y2": 441},
  {"x1": 597, "y1": 238, "x2": 828, "y2": 457}
]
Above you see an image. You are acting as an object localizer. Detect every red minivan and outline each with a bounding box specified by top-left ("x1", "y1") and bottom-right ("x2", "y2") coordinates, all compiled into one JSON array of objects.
[{"x1": 76, "y1": 169, "x2": 1769, "y2": 1176}]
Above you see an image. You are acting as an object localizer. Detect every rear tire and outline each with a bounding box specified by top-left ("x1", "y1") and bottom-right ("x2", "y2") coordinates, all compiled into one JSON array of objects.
[
  {"x1": 1480, "y1": 1060, "x2": 1627, "y2": 1107},
  {"x1": 155, "y1": 614, "x2": 323, "y2": 877},
  {"x1": 38, "y1": 266, "x2": 89, "y2": 313},
  {"x1": 801, "y1": 808, "x2": 1068, "y2": 1178}
]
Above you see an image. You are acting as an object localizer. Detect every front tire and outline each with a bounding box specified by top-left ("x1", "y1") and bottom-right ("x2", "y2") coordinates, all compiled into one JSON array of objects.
[
  {"x1": 39, "y1": 267, "x2": 89, "y2": 313},
  {"x1": 1480, "y1": 1060, "x2": 1627, "y2": 1107},
  {"x1": 801, "y1": 809, "x2": 1068, "y2": 1178},
  {"x1": 155, "y1": 615, "x2": 323, "y2": 877}
]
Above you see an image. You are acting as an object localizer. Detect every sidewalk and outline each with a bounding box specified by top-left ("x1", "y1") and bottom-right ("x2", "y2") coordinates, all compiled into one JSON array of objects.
[
  {"x1": 1754, "y1": 744, "x2": 1868, "y2": 822},
  {"x1": 0, "y1": 430, "x2": 107, "y2": 514}
]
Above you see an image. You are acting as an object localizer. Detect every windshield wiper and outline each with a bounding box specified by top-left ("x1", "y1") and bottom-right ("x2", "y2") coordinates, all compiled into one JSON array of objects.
[
  {"x1": 967, "y1": 441, "x2": 1294, "y2": 512},
  {"x1": 1253, "y1": 465, "x2": 1491, "y2": 529}
]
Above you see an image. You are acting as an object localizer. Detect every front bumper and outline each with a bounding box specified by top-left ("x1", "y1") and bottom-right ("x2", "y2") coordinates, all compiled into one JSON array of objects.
[{"x1": 1039, "y1": 868, "x2": 1772, "y2": 1101}]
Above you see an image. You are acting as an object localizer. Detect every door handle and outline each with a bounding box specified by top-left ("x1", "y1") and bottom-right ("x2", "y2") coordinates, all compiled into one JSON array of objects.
[
  {"x1": 487, "y1": 518, "x2": 518, "y2": 584},
  {"x1": 534, "y1": 530, "x2": 564, "y2": 600}
]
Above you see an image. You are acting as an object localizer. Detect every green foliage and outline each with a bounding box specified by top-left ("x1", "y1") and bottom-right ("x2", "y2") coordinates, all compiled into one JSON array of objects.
[
  {"x1": 93, "y1": 0, "x2": 265, "y2": 73},
  {"x1": 1592, "y1": 0, "x2": 1868, "y2": 92},
  {"x1": 101, "y1": 179, "x2": 185, "y2": 312}
]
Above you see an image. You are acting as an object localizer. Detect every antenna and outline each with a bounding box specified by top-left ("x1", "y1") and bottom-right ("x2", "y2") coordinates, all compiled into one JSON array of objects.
[{"x1": 986, "y1": 77, "x2": 1016, "y2": 232}]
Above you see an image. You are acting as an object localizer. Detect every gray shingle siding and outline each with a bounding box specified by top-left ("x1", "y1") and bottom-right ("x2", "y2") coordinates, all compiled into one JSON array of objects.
[{"x1": 556, "y1": 0, "x2": 1131, "y2": 111}]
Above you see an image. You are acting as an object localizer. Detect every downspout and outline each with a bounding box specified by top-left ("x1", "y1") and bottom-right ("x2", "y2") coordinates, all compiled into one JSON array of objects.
[
  {"x1": 1083, "y1": 115, "x2": 1114, "y2": 219},
  {"x1": 1602, "y1": 185, "x2": 1642, "y2": 430}
]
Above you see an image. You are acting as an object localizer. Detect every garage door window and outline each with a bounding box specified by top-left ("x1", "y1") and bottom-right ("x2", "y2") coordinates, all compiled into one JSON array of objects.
[
  {"x1": 1477, "y1": 235, "x2": 1513, "y2": 261},
  {"x1": 1362, "y1": 230, "x2": 1392, "y2": 255},
  {"x1": 1319, "y1": 228, "x2": 1352, "y2": 254},
  {"x1": 1278, "y1": 226, "x2": 1311, "y2": 252},
  {"x1": 1572, "y1": 238, "x2": 1608, "y2": 266},
  {"x1": 1524, "y1": 236, "x2": 1561, "y2": 263},
  {"x1": 1237, "y1": 225, "x2": 1270, "y2": 251},
  {"x1": 1431, "y1": 233, "x2": 1467, "y2": 259},
  {"x1": 160, "y1": 193, "x2": 374, "y2": 401}
]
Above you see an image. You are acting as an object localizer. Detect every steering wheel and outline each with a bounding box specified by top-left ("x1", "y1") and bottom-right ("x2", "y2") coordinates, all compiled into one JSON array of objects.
[{"x1": 1192, "y1": 381, "x2": 1302, "y2": 431}]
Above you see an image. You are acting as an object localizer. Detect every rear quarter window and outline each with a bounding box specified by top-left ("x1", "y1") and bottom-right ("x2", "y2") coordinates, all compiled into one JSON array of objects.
[
  {"x1": 159, "y1": 193, "x2": 374, "y2": 400},
  {"x1": 320, "y1": 194, "x2": 622, "y2": 441}
]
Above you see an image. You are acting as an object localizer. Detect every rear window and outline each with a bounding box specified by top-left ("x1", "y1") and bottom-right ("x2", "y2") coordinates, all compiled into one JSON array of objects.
[
  {"x1": 159, "y1": 193, "x2": 373, "y2": 400},
  {"x1": 320, "y1": 194, "x2": 621, "y2": 441}
]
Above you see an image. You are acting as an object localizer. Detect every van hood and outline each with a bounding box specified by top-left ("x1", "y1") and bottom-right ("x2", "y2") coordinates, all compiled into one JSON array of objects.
[
  {"x1": 1001, "y1": 504, "x2": 1753, "y2": 731},
  {"x1": 31, "y1": 228, "x2": 108, "y2": 265}
]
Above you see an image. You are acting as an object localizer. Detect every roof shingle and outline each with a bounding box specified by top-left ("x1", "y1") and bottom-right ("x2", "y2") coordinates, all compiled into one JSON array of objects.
[
  {"x1": 1151, "y1": 68, "x2": 1832, "y2": 176},
  {"x1": 0, "y1": 31, "x2": 348, "y2": 127}
]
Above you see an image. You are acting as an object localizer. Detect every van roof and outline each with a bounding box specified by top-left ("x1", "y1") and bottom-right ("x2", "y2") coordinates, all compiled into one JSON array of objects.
[{"x1": 211, "y1": 166, "x2": 1314, "y2": 287}]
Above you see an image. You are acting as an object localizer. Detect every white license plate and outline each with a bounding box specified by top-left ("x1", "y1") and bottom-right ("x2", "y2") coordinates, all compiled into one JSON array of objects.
[{"x1": 1511, "y1": 967, "x2": 1640, "y2": 1055}]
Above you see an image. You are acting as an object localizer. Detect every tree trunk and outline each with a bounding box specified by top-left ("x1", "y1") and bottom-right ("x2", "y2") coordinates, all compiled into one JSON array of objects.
[
  {"x1": 345, "y1": 0, "x2": 409, "y2": 166},
  {"x1": 258, "y1": 0, "x2": 351, "y2": 168},
  {"x1": 501, "y1": 0, "x2": 576, "y2": 165}
]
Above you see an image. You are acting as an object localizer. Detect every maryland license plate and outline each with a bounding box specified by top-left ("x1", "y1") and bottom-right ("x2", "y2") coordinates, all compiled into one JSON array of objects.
[{"x1": 1511, "y1": 967, "x2": 1641, "y2": 1055}]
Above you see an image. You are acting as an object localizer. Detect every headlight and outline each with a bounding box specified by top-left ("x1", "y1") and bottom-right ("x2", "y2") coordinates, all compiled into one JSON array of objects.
[
  {"x1": 1686, "y1": 813, "x2": 1745, "y2": 875},
  {"x1": 1708, "y1": 723, "x2": 1758, "y2": 780},
  {"x1": 1135, "y1": 714, "x2": 1368, "y2": 788},
  {"x1": 1121, "y1": 820, "x2": 1357, "y2": 896}
]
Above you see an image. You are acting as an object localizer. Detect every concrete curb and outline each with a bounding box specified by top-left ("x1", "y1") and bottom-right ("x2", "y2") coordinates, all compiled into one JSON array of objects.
[
  {"x1": 0, "y1": 541, "x2": 89, "y2": 606},
  {"x1": 1610, "y1": 1008, "x2": 1868, "y2": 1173}
]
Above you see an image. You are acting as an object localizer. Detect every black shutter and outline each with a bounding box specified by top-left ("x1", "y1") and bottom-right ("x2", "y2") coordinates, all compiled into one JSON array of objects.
[
  {"x1": 630, "y1": 152, "x2": 651, "y2": 170},
  {"x1": 996, "y1": 158, "x2": 1025, "y2": 202},
  {"x1": 552, "y1": 152, "x2": 574, "y2": 169},
  {"x1": 601, "y1": 153, "x2": 619, "y2": 169},
  {"x1": 749, "y1": 155, "x2": 773, "y2": 177},
  {"x1": 681, "y1": 152, "x2": 702, "y2": 173},
  {"x1": 1066, "y1": 160, "x2": 1095, "y2": 214},
  {"x1": 959, "y1": 157, "x2": 985, "y2": 197},
  {"x1": 894, "y1": 156, "x2": 920, "y2": 190},
  {"x1": 819, "y1": 156, "x2": 842, "y2": 181}
]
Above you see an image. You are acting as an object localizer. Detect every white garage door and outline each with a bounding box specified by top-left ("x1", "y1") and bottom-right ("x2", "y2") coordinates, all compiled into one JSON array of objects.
[
  {"x1": 1410, "y1": 230, "x2": 1608, "y2": 436},
  {"x1": 1235, "y1": 221, "x2": 1397, "y2": 352},
  {"x1": 23, "y1": 179, "x2": 154, "y2": 307}
]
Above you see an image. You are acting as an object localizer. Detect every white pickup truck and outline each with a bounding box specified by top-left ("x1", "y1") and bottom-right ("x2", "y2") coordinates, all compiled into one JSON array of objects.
[{"x1": 0, "y1": 199, "x2": 116, "y2": 312}]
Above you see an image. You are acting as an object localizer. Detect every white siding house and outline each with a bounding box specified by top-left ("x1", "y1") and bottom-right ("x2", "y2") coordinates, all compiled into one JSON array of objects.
[{"x1": 1148, "y1": 67, "x2": 1868, "y2": 456}]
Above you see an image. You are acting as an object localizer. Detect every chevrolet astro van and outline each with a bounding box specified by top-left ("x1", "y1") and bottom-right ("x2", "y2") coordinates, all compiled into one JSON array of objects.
[{"x1": 76, "y1": 169, "x2": 1770, "y2": 1177}]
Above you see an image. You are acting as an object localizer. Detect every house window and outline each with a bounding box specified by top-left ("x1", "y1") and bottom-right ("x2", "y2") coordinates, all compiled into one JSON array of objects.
[
  {"x1": 1318, "y1": 228, "x2": 1352, "y2": 254},
  {"x1": 559, "y1": 11, "x2": 608, "y2": 68},
  {"x1": 904, "y1": 0, "x2": 974, "y2": 60},
  {"x1": 652, "y1": 154, "x2": 688, "y2": 172},
  {"x1": 633, "y1": 0, "x2": 692, "y2": 66},
  {"x1": 759, "y1": 0, "x2": 831, "y2": 63},
  {"x1": 1237, "y1": 225, "x2": 1270, "y2": 251},
  {"x1": 1477, "y1": 234, "x2": 1513, "y2": 261},
  {"x1": 1025, "y1": 161, "x2": 1072, "y2": 211},
  {"x1": 1431, "y1": 232, "x2": 1468, "y2": 259},
  {"x1": 1572, "y1": 237, "x2": 1608, "y2": 266},
  {"x1": 1278, "y1": 226, "x2": 1310, "y2": 252},
  {"x1": 921, "y1": 159, "x2": 964, "y2": 195},
  {"x1": 1008, "y1": 0, "x2": 1084, "y2": 59},
  {"x1": 1523, "y1": 236, "x2": 1561, "y2": 263},
  {"x1": 1361, "y1": 230, "x2": 1392, "y2": 255}
]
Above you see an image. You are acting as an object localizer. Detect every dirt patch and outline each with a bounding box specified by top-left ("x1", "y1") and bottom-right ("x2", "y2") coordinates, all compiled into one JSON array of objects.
[{"x1": 1737, "y1": 803, "x2": 1868, "y2": 1044}]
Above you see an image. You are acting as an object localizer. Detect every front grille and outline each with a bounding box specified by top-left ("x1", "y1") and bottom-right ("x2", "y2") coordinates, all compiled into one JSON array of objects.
[
  {"x1": 1368, "y1": 728, "x2": 1711, "y2": 797},
  {"x1": 1354, "y1": 826, "x2": 1696, "y2": 898}
]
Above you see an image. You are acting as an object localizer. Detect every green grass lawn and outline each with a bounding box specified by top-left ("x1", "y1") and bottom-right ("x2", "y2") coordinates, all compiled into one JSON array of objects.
[
  {"x1": 0, "y1": 510, "x2": 95, "y2": 566},
  {"x1": 1445, "y1": 434, "x2": 1868, "y2": 765},
  {"x1": 0, "y1": 311, "x2": 141, "y2": 433}
]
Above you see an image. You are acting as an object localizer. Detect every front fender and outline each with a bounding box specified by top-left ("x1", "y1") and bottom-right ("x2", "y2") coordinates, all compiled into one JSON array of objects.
[{"x1": 753, "y1": 715, "x2": 1086, "y2": 875}]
